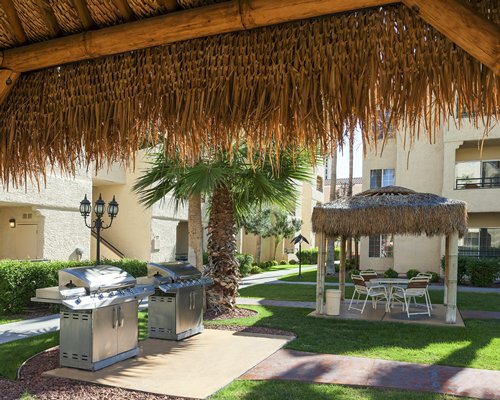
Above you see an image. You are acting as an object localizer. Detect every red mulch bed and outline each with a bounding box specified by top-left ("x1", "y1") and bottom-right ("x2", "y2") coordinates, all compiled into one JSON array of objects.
[{"x1": 0, "y1": 308, "x2": 294, "y2": 399}]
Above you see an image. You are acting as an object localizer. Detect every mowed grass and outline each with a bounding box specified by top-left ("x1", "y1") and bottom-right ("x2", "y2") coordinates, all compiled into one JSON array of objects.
[
  {"x1": 206, "y1": 306, "x2": 500, "y2": 370},
  {"x1": 0, "y1": 311, "x2": 150, "y2": 380},
  {"x1": 238, "y1": 283, "x2": 500, "y2": 311},
  {"x1": 212, "y1": 380, "x2": 470, "y2": 400},
  {"x1": 0, "y1": 314, "x2": 22, "y2": 325}
]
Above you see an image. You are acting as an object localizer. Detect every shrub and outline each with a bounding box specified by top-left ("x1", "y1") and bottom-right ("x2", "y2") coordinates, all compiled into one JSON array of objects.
[
  {"x1": 406, "y1": 269, "x2": 420, "y2": 279},
  {"x1": 236, "y1": 253, "x2": 254, "y2": 277},
  {"x1": 250, "y1": 266, "x2": 263, "y2": 274},
  {"x1": 202, "y1": 251, "x2": 209, "y2": 266},
  {"x1": 271, "y1": 260, "x2": 279, "y2": 266},
  {"x1": 0, "y1": 259, "x2": 147, "y2": 313},
  {"x1": 289, "y1": 259, "x2": 297, "y2": 265},
  {"x1": 296, "y1": 247, "x2": 318, "y2": 264},
  {"x1": 258, "y1": 261, "x2": 274, "y2": 269},
  {"x1": 279, "y1": 260, "x2": 288, "y2": 265},
  {"x1": 426, "y1": 271, "x2": 439, "y2": 283},
  {"x1": 384, "y1": 268, "x2": 399, "y2": 278},
  {"x1": 441, "y1": 256, "x2": 469, "y2": 285},
  {"x1": 467, "y1": 258, "x2": 500, "y2": 287},
  {"x1": 350, "y1": 269, "x2": 360, "y2": 276},
  {"x1": 345, "y1": 258, "x2": 359, "y2": 271}
]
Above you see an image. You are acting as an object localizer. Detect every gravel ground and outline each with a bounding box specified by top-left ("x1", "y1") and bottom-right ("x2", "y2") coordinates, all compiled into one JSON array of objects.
[{"x1": 0, "y1": 307, "x2": 294, "y2": 400}]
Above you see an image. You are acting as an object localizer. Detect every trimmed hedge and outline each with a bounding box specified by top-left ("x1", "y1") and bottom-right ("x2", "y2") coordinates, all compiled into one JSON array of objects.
[
  {"x1": 0, "y1": 259, "x2": 147, "y2": 313},
  {"x1": 384, "y1": 268, "x2": 399, "y2": 278},
  {"x1": 296, "y1": 248, "x2": 318, "y2": 264},
  {"x1": 441, "y1": 256, "x2": 500, "y2": 287},
  {"x1": 406, "y1": 269, "x2": 420, "y2": 279}
]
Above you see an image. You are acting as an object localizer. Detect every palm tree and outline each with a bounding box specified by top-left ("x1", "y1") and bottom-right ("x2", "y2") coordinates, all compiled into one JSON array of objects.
[
  {"x1": 326, "y1": 151, "x2": 337, "y2": 275},
  {"x1": 346, "y1": 131, "x2": 354, "y2": 261},
  {"x1": 134, "y1": 145, "x2": 313, "y2": 313}
]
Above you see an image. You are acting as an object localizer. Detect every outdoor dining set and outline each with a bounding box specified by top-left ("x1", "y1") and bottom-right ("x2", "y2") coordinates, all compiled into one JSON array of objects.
[{"x1": 348, "y1": 270, "x2": 433, "y2": 318}]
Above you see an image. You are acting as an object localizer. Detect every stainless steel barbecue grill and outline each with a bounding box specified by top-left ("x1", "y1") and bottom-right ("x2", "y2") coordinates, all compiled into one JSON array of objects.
[
  {"x1": 145, "y1": 262, "x2": 213, "y2": 340},
  {"x1": 32, "y1": 265, "x2": 154, "y2": 371}
]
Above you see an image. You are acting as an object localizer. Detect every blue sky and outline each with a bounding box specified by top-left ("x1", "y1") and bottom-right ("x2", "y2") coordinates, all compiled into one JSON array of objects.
[{"x1": 335, "y1": 130, "x2": 363, "y2": 179}]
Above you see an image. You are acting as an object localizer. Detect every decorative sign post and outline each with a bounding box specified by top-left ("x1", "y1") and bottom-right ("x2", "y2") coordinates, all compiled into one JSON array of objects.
[{"x1": 291, "y1": 233, "x2": 309, "y2": 278}]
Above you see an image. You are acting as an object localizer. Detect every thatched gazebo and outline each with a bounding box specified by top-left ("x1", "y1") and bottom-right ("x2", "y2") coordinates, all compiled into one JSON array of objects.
[{"x1": 312, "y1": 186, "x2": 467, "y2": 324}]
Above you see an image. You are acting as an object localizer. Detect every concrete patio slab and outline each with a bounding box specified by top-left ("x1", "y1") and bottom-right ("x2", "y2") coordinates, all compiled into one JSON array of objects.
[
  {"x1": 44, "y1": 329, "x2": 294, "y2": 399},
  {"x1": 242, "y1": 349, "x2": 500, "y2": 400}
]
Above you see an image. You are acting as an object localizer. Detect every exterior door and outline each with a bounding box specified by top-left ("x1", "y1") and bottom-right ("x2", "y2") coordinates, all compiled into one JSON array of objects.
[{"x1": 12, "y1": 224, "x2": 38, "y2": 259}]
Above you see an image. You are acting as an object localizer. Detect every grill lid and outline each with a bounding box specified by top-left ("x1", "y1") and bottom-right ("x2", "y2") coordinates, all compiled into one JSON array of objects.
[
  {"x1": 59, "y1": 265, "x2": 136, "y2": 293},
  {"x1": 147, "y1": 262, "x2": 201, "y2": 281}
]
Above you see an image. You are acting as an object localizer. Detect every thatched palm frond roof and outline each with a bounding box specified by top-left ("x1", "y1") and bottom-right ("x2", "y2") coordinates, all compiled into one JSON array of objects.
[
  {"x1": 0, "y1": 1, "x2": 498, "y2": 186},
  {"x1": 312, "y1": 186, "x2": 467, "y2": 237}
]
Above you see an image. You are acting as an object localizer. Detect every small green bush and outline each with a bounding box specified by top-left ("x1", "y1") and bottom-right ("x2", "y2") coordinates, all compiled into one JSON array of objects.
[
  {"x1": 384, "y1": 268, "x2": 399, "y2": 278},
  {"x1": 250, "y1": 266, "x2": 263, "y2": 274},
  {"x1": 0, "y1": 258, "x2": 147, "y2": 313},
  {"x1": 406, "y1": 269, "x2": 420, "y2": 279},
  {"x1": 441, "y1": 256, "x2": 469, "y2": 285},
  {"x1": 296, "y1": 247, "x2": 318, "y2": 264},
  {"x1": 345, "y1": 258, "x2": 359, "y2": 271},
  {"x1": 289, "y1": 259, "x2": 297, "y2": 265},
  {"x1": 236, "y1": 253, "x2": 254, "y2": 277},
  {"x1": 279, "y1": 260, "x2": 288, "y2": 265},
  {"x1": 271, "y1": 260, "x2": 279, "y2": 266},
  {"x1": 467, "y1": 258, "x2": 500, "y2": 287},
  {"x1": 425, "y1": 271, "x2": 439, "y2": 283},
  {"x1": 258, "y1": 261, "x2": 274, "y2": 269},
  {"x1": 350, "y1": 269, "x2": 360, "y2": 276}
]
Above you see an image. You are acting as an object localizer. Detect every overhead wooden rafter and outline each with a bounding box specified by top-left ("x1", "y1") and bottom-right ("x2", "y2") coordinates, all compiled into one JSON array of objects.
[
  {"x1": 71, "y1": 0, "x2": 94, "y2": 30},
  {"x1": 403, "y1": 0, "x2": 500, "y2": 75},
  {"x1": 34, "y1": 0, "x2": 61, "y2": 37},
  {"x1": 0, "y1": 0, "x2": 497, "y2": 74},
  {"x1": 0, "y1": 68, "x2": 19, "y2": 103},
  {"x1": 0, "y1": 0, "x2": 27, "y2": 45},
  {"x1": 111, "y1": 0, "x2": 135, "y2": 22}
]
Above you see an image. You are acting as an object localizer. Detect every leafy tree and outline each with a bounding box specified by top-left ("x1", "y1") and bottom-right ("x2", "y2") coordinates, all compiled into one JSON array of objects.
[
  {"x1": 241, "y1": 208, "x2": 272, "y2": 264},
  {"x1": 134, "y1": 144, "x2": 313, "y2": 313},
  {"x1": 264, "y1": 207, "x2": 302, "y2": 260}
]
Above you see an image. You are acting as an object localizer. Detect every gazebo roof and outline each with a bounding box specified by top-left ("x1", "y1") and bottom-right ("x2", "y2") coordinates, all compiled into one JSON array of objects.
[{"x1": 312, "y1": 186, "x2": 467, "y2": 238}]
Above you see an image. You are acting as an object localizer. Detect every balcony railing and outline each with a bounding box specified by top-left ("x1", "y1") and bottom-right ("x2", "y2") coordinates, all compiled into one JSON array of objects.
[
  {"x1": 458, "y1": 247, "x2": 500, "y2": 258},
  {"x1": 455, "y1": 177, "x2": 500, "y2": 190}
]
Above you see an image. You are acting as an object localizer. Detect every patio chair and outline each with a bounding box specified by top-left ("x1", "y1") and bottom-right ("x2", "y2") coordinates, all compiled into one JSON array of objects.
[
  {"x1": 348, "y1": 274, "x2": 388, "y2": 313},
  {"x1": 391, "y1": 277, "x2": 431, "y2": 318},
  {"x1": 416, "y1": 273, "x2": 434, "y2": 310},
  {"x1": 360, "y1": 270, "x2": 378, "y2": 281}
]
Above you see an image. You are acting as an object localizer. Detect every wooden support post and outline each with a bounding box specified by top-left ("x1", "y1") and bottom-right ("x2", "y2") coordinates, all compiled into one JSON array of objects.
[
  {"x1": 315, "y1": 231, "x2": 326, "y2": 315},
  {"x1": 444, "y1": 235, "x2": 449, "y2": 305},
  {"x1": 402, "y1": 0, "x2": 500, "y2": 74},
  {"x1": 446, "y1": 232, "x2": 459, "y2": 324},
  {"x1": 339, "y1": 236, "x2": 346, "y2": 300},
  {"x1": 0, "y1": 69, "x2": 20, "y2": 104}
]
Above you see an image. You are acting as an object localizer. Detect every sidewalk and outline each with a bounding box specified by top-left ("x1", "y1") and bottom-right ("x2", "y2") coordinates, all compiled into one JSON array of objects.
[{"x1": 242, "y1": 349, "x2": 500, "y2": 399}]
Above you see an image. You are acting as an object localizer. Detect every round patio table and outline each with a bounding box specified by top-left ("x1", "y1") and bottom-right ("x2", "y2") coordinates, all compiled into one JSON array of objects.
[{"x1": 370, "y1": 278, "x2": 409, "y2": 312}]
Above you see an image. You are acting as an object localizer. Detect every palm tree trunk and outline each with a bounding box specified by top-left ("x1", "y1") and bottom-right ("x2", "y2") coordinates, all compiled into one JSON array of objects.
[
  {"x1": 347, "y1": 133, "x2": 354, "y2": 260},
  {"x1": 255, "y1": 235, "x2": 262, "y2": 264},
  {"x1": 205, "y1": 185, "x2": 239, "y2": 312},
  {"x1": 188, "y1": 193, "x2": 203, "y2": 270},
  {"x1": 326, "y1": 152, "x2": 337, "y2": 275}
]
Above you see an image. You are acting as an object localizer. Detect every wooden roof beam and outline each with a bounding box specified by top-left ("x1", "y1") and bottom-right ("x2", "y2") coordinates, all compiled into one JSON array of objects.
[
  {"x1": 0, "y1": 0, "x2": 399, "y2": 73},
  {"x1": 403, "y1": 0, "x2": 500, "y2": 75},
  {"x1": 0, "y1": 0, "x2": 27, "y2": 45},
  {"x1": 71, "y1": 0, "x2": 94, "y2": 30},
  {"x1": 0, "y1": 68, "x2": 20, "y2": 104},
  {"x1": 111, "y1": 0, "x2": 135, "y2": 22},
  {"x1": 35, "y1": 0, "x2": 61, "y2": 37}
]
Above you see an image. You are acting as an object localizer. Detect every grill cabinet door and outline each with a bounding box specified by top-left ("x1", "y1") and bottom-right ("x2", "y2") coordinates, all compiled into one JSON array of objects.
[
  {"x1": 92, "y1": 305, "x2": 118, "y2": 362},
  {"x1": 116, "y1": 301, "x2": 138, "y2": 354}
]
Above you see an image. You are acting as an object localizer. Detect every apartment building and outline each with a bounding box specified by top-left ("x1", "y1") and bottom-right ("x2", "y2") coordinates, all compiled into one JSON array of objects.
[{"x1": 360, "y1": 119, "x2": 500, "y2": 274}]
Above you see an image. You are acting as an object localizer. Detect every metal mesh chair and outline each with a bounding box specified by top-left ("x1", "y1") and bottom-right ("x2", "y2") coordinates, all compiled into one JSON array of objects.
[
  {"x1": 348, "y1": 274, "x2": 388, "y2": 313},
  {"x1": 416, "y1": 273, "x2": 433, "y2": 310},
  {"x1": 391, "y1": 277, "x2": 431, "y2": 317},
  {"x1": 359, "y1": 270, "x2": 378, "y2": 281}
]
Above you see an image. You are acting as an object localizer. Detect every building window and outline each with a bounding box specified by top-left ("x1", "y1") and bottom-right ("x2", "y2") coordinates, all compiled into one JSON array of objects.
[
  {"x1": 369, "y1": 234, "x2": 394, "y2": 258},
  {"x1": 370, "y1": 169, "x2": 395, "y2": 189},
  {"x1": 455, "y1": 160, "x2": 500, "y2": 189},
  {"x1": 459, "y1": 228, "x2": 500, "y2": 258},
  {"x1": 316, "y1": 176, "x2": 323, "y2": 192}
]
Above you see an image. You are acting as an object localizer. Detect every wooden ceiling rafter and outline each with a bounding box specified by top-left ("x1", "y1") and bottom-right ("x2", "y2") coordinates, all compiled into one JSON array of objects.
[
  {"x1": 34, "y1": 0, "x2": 61, "y2": 37},
  {"x1": 0, "y1": 0, "x2": 27, "y2": 45},
  {"x1": 70, "y1": 0, "x2": 94, "y2": 30},
  {"x1": 111, "y1": 0, "x2": 135, "y2": 22},
  {"x1": 0, "y1": 68, "x2": 19, "y2": 103}
]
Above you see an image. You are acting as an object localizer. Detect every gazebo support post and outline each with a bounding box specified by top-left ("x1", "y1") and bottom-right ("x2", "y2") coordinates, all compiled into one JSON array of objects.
[
  {"x1": 446, "y1": 232, "x2": 459, "y2": 324},
  {"x1": 315, "y1": 231, "x2": 327, "y2": 315},
  {"x1": 444, "y1": 235, "x2": 449, "y2": 305},
  {"x1": 339, "y1": 236, "x2": 346, "y2": 300}
]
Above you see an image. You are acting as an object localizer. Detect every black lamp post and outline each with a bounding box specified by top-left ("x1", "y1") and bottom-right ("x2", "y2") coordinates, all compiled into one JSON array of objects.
[
  {"x1": 291, "y1": 233, "x2": 309, "y2": 278},
  {"x1": 80, "y1": 193, "x2": 119, "y2": 265}
]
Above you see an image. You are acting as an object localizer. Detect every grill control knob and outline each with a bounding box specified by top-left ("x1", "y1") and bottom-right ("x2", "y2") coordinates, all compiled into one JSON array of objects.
[
  {"x1": 75, "y1": 297, "x2": 81, "y2": 305},
  {"x1": 108, "y1": 291, "x2": 114, "y2": 297},
  {"x1": 98, "y1": 293, "x2": 104, "y2": 300}
]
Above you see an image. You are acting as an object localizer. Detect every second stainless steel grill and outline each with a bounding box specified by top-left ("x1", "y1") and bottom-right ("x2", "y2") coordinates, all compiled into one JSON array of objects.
[
  {"x1": 32, "y1": 265, "x2": 154, "y2": 371},
  {"x1": 146, "y1": 262, "x2": 213, "y2": 340}
]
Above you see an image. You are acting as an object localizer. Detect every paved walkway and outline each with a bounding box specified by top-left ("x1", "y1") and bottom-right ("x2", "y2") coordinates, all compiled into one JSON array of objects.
[
  {"x1": 240, "y1": 266, "x2": 316, "y2": 288},
  {"x1": 242, "y1": 349, "x2": 500, "y2": 400}
]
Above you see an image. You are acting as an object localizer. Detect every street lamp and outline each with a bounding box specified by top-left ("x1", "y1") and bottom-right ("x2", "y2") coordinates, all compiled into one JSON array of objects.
[
  {"x1": 80, "y1": 194, "x2": 119, "y2": 265},
  {"x1": 291, "y1": 233, "x2": 309, "y2": 278}
]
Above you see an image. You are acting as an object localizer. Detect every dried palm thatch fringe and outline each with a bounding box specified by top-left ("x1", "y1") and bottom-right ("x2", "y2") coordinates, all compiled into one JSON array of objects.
[
  {"x1": 0, "y1": 2, "x2": 499, "y2": 186},
  {"x1": 312, "y1": 186, "x2": 468, "y2": 238}
]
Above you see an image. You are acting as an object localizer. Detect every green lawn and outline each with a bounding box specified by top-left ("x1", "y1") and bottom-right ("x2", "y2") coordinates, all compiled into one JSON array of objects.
[
  {"x1": 279, "y1": 269, "x2": 339, "y2": 282},
  {"x1": 0, "y1": 314, "x2": 22, "y2": 325},
  {"x1": 212, "y1": 380, "x2": 468, "y2": 400},
  {"x1": 260, "y1": 264, "x2": 316, "y2": 272},
  {"x1": 239, "y1": 283, "x2": 500, "y2": 311},
  {"x1": 207, "y1": 306, "x2": 500, "y2": 370}
]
